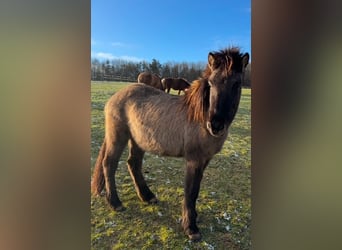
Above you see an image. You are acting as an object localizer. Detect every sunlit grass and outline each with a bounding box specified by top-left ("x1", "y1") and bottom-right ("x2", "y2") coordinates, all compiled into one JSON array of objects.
[{"x1": 91, "y1": 81, "x2": 251, "y2": 249}]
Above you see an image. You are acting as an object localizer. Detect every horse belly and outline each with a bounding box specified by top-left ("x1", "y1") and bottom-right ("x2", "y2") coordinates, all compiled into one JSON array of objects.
[
  {"x1": 128, "y1": 115, "x2": 185, "y2": 157},
  {"x1": 131, "y1": 126, "x2": 184, "y2": 157}
]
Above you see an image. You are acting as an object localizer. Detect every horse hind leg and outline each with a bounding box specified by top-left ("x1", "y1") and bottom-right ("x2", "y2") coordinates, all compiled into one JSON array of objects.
[
  {"x1": 127, "y1": 139, "x2": 158, "y2": 204},
  {"x1": 103, "y1": 132, "x2": 129, "y2": 211}
]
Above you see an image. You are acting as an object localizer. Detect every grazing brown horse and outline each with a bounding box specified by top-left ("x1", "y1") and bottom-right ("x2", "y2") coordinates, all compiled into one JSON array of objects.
[
  {"x1": 162, "y1": 77, "x2": 191, "y2": 95},
  {"x1": 137, "y1": 72, "x2": 164, "y2": 91},
  {"x1": 91, "y1": 47, "x2": 249, "y2": 241}
]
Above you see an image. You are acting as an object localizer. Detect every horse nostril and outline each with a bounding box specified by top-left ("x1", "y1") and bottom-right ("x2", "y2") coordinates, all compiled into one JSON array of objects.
[{"x1": 211, "y1": 119, "x2": 224, "y2": 132}]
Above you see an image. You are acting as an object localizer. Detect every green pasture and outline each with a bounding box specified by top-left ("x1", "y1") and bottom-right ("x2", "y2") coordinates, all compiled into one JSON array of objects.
[{"x1": 91, "y1": 81, "x2": 251, "y2": 249}]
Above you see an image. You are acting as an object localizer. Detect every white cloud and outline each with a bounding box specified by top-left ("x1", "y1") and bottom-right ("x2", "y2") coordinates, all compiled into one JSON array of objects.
[
  {"x1": 119, "y1": 55, "x2": 144, "y2": 62},
  {"x1": 111, "y1": 42, "x2": 125, "y2": 47},
  {"x1": 93, "y1": 52, "x2": 116, "y2": 60},
  {"x1": 91, "y1": 52, "x2": 143, "y2": 62}
]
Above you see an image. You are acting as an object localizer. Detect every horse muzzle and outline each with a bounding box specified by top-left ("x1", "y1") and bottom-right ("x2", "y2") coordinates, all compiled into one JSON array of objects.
[{"x1": 206, "y1": 118, "x2": 226, "y2": 137}]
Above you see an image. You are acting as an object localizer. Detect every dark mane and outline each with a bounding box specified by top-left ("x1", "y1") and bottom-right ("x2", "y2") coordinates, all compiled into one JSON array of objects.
[
  {"x1": 181, "y1": 79, "x2": 209, "y2": 123},
  {"x1": 182, "y1": 47, "x2": 244, "y2": 123}
]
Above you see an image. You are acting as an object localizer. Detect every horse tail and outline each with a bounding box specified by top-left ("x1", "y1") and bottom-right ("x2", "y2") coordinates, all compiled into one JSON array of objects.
[{"x1": 91, "y1": 140, "x2": 106, "y2": 196}]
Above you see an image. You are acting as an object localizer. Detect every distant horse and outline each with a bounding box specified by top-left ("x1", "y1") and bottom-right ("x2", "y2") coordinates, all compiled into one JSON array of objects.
[
  {"x1": 162, "y1": 77, "x2": 191, "y2": 95},
  {"x1": 91, "y1": 47, "x2": 249, "y2": 241},
  {"x1": 137, "y1": 72, "x2": 164, "y2": 91}
]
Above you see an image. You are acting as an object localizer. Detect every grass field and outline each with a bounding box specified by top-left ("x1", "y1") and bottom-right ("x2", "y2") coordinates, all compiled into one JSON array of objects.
[{"x1": 91, "y1": 81, "x2": 251, "y2": 249}]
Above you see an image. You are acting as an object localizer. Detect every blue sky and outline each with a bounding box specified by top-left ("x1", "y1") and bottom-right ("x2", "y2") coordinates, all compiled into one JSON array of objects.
[{"x1": 91, "y1": 0, "x2": 250, "y2": 64}]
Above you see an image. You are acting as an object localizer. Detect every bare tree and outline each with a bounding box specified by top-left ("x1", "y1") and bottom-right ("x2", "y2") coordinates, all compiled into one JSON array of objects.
[{"x1": 91, "y1": 57, "x2": 250, "y2": 86}]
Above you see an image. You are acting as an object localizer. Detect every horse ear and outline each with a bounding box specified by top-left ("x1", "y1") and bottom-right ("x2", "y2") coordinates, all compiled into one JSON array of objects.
[
  {"x1": 208, "y1": 52, "x2": 219, "y2": 70},
  {"x1": 242, "y1": 53, "x2": 249, "y2": 68},
  {"x1": 226, "y1": 56, "x2": 233, "y2": 71}
]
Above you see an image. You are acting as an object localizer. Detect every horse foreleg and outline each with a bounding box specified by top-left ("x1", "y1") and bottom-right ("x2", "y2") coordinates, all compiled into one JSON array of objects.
[
  {"x1": 182, "y1": 159, "x2": 208, "y2": 241},
  {"x1": 127, "y1": 139, "x2": 158, "y2": 204},
  {"x1": 178, "y1": 90, "x2": 181, "y2": 95}
]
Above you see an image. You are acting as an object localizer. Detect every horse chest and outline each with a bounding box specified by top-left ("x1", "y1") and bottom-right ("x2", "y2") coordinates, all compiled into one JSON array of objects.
[
  {"x1": 202, "y1": 136, "x2": 226, "y2": 156},
  {"x1": 184, "y1": 128, "x2": 227, "y2": 158}
]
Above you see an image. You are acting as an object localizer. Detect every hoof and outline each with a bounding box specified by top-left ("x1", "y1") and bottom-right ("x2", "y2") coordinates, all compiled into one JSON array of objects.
[
  {"x1": 148, "y1": 197, "x2": 158, "y2": 204},
  {"x1": 110, "y1": 204, "x2": 126, "y2": 212},
  {"x1": 188, "y1": 232, "x2": 201, "y2": 242},
  {"x1": 115, "y1": 205, "x2": 126, "y2": 212}
]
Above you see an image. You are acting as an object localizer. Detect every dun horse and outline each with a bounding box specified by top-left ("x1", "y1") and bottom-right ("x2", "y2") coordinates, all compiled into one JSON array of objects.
[
  {"x1": 162, "y1": 77, "x2": 191, "y2": 95},
  {"x1": 137, "y1": 72, "x2": 164, "y2": 91},
  {"x1": 91, "y1": 47, "x2": 249, "y2": 241}
]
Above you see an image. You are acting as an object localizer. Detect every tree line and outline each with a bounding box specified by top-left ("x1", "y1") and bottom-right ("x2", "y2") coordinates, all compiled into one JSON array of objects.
[{"x1": 91, "y1": 58, "x2": 251, "y2": 87}]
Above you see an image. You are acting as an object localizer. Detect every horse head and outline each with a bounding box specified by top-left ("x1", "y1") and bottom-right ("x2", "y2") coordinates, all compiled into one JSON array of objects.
[{"x1": 205, "y1": 48, "x2": 249, "y2": 137}]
